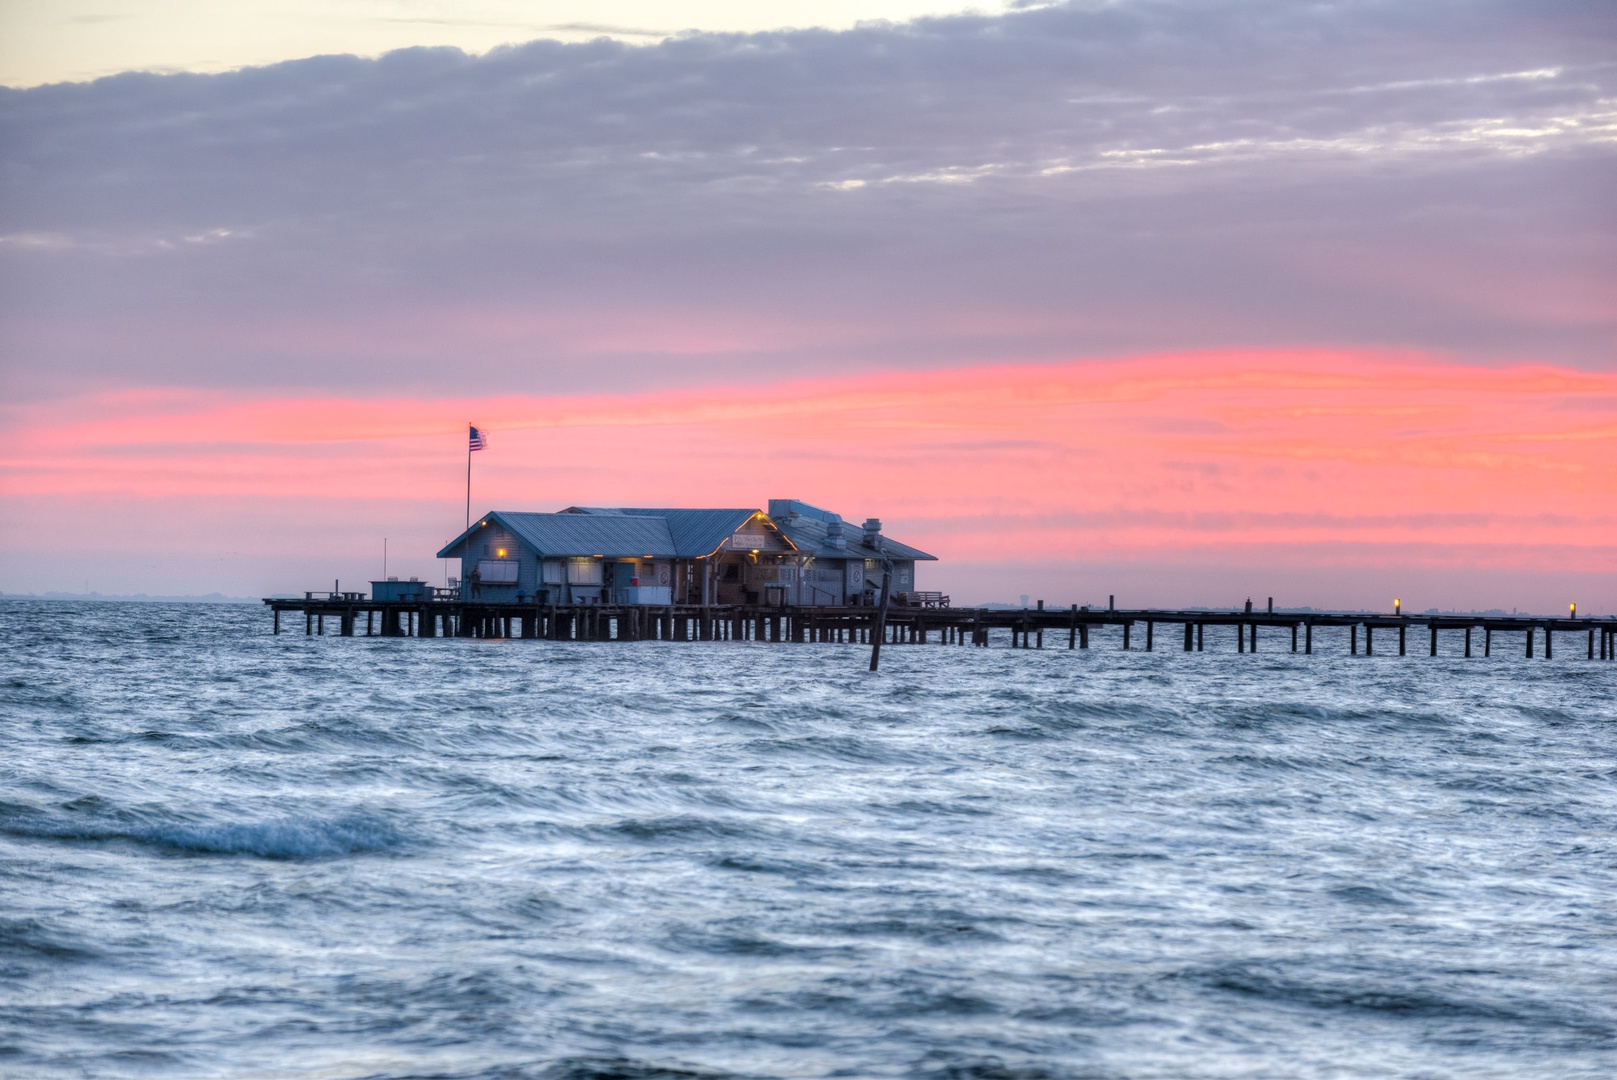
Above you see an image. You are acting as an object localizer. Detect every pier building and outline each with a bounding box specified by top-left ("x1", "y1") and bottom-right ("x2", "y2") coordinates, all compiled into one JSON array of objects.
[{"x1": 434, "y1": 501, "x2": 936, "y2": 607}]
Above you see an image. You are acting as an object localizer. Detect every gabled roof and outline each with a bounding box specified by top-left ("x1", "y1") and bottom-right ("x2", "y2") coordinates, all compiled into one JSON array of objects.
[
  {"x1": 436, "y1": 511, "x2": 675, "y2": 559},
  {"x1": 767, "y1": 498, "x2": 937, "y2": 561},
  {"x1": 772, "y1": 516, "x2": 937, "y2": 561},
  {"x1": 564, "y1": 507, "x2": 765, "y2": 558},
  {"x1": 438, "y1": 503, "x2": 935, "y2": 562}
]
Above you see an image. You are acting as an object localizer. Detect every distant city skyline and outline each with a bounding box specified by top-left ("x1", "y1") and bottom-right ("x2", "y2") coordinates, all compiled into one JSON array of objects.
[{"x1": 1, "y1": 1, "x2": 1612, "y2": 609}]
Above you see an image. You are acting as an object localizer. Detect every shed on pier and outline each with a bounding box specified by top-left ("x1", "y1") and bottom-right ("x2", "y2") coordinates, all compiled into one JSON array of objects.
[{"x1": 434, "y1": 501, "x2": 935, "y2": 605}]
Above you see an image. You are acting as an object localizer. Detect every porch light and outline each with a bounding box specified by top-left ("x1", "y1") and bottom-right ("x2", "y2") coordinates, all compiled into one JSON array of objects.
[
  {"x1": 1394, "y1": 597, "x2": 1401, "y2": 615},
  {"x1": 496, "y1": 548, "x2": 506, "y2": 557}
]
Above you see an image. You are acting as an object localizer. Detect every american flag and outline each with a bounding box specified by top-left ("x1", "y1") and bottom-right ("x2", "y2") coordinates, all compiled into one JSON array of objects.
[{"x1": 468, "y1": 425, "x2": 487, "y2": 451}]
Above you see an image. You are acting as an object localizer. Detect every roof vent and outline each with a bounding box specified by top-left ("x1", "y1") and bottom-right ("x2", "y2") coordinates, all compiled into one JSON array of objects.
[
  {"x1": 862, "y1": 518, "x2": 883, "y2": 552},
  {"x1": 826, "y1": 520, "x2": 846, "y2": 550}
]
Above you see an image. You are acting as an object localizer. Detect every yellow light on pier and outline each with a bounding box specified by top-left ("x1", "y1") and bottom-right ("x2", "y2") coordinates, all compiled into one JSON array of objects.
[
  {"x1": 1571, "y1": 602, "x2": 1576, "y2": 618},
  {"x1": 1394, "y1": 597, "x2": 1401, "y2": 615}
]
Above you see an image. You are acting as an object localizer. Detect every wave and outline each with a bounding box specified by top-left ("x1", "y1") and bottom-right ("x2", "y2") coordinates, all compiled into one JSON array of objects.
[
  {"x1": 2, "y1": 806, "x2": 406, "y2": 860},
  {"x1": 140, "y1": 814, "x2": 404, "y2": 858}
]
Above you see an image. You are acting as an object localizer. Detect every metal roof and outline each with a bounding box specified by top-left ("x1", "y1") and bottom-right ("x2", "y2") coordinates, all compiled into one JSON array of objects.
[
  {"x1": 438, "y1": 503, "x2": 936, "y2": 561},
  {"x1": 565, "y1": 507, "x2": 762, "y2": 558},
  {"x1": 766, "y1": 498, "x2": 937, "y2": 561},
  {"x1": 436, "y1": 511, "x2": 674, "y2": 559},
  {"x1": 772, "y1": 516, "x2": 937, "y2": 562}
]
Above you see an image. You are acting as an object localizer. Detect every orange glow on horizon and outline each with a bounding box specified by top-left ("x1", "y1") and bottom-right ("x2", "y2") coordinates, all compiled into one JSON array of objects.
[{"x1": 2, "y1": 349, "x2": 1614, "y2": 576}]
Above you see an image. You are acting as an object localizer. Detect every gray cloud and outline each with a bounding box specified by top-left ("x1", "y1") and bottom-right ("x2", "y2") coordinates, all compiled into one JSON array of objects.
[{"x1": 1, "y1": 0, "x2": 1612, "y2": 401}]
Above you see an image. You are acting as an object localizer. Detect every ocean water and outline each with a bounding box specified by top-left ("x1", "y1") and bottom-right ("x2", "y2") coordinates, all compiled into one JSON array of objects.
[{"x1": 2, "y1": 601, "x2": 1615, "y2": 1080}]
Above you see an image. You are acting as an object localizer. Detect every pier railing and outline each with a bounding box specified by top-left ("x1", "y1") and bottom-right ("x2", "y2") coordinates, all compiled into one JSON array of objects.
[{"x1": 261, "y1": 596, "x2": 1617, "y2": 660}]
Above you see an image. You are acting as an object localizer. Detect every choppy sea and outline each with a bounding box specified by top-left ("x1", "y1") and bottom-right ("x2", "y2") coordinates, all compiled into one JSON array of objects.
[{"x1": 2, "y1": 600, "x2": 1615, "y2": 1079}]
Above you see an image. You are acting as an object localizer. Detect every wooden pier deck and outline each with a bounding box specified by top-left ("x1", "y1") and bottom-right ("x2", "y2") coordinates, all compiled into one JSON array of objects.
[{"x1": 264, "y1": 597, "x2": 1617, "y2": 660}]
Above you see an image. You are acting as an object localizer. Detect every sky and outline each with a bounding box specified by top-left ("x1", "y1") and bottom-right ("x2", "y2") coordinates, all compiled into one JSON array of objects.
[{"x1": 1, "y1": 0, "x2": 1613, "y2": 610}]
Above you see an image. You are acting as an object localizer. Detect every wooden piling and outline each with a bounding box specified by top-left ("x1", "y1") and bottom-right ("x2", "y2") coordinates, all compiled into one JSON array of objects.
[
  {"x1": 1122, "y1": 621, "x2": 1131, "y2": 651},
  {"x1": 1526, "y1": 627, "x2": 1534, "y2": 658},
  {"x1": 1304, "y1": 622, "x2": 1312, "y2": 654},
  {"x1": 869, "y1": 561, "x2": 892, "y2": 671},
  {"x1": 1465, "y1": 626, "x2": 1472, "y2": 657}
]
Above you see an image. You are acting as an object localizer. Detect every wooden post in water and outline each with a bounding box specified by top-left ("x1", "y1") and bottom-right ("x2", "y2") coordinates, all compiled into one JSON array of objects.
[
  {"x1": 1398, "y1": 623, "x2": 1406, "y2": 656},
  {"x1": 868, "y1": 558, "x2": 892, "y2": 671},
  {"x1": 1070, "y1": 605, "x2": 1078, "y2": 649},
  {"x1": 1526, "y1": 627, "x2": 1534, "y2": 658},
  {"x1": 1366, "y1": 624, "x2": 1374, "y2": 655},
  {"x1": 1184, "y1": 622, "x2": 1193, "y2": 651},
  {"x1": 1304, "y1": 622, "x2": 1312, "y2": 654},
  {"x1": 1429, "y1": 625, "x2": 1436, "y2": 656},
  {"x1": 1122, "y1": 621, "x2": 1131, "y2": 650},
  {"x1": 1145, "y1": 621, "x2": 1153, "y2": 651},
  {"x1": 1485, "y1": 626, "x2": 1491, "y2": 656},
  {"x1": 1237, "y1": 622, "x2": 1244, "y2": 653},
  {"x1": 1465, "y1": 626, "x2": 1472, "y2": 657},
  {"x1": 1197, "y1": 623, "x2": 1204, "y2": 651},
  {"x1": 273, "y1": 609, "x2": 280, "y2": 634},
  {"x1": 1545, "y1": 627, "x2": 1552, "y2": 660},
  {"x1": 1291, "y1": 623, "x2": 1297, "y2": 652},
  {"x1": 1079, "y1": 623, "x2": 1089, "y2": 649},
  {"x1": 1251, "y1": 623, "x2": 1257, "y2": 653},
  {"x1": 1351, "y1": 624, "x2": 1357, "y2": 655}
]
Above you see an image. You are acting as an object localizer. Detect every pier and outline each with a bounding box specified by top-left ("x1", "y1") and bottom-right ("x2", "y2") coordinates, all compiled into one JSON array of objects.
[{"x1": 264, "y1": 596, "x2": 1617, "y2": 660}]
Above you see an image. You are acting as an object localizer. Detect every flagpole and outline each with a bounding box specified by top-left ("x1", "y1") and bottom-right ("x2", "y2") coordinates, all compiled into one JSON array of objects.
[{"x1": 465, "y1": 423, "x2": 472, "y2": 533}]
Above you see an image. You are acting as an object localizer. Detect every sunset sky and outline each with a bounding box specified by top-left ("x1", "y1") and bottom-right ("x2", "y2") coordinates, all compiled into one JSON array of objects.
[{"x1": 1, "y1": 1, "x2": 1613, "y2": 609}]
